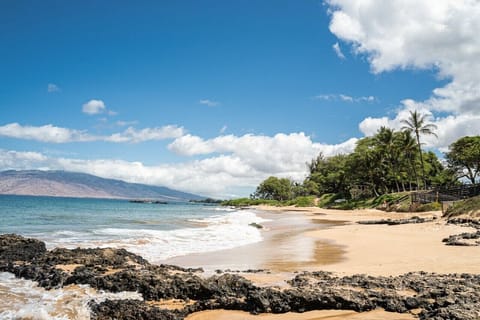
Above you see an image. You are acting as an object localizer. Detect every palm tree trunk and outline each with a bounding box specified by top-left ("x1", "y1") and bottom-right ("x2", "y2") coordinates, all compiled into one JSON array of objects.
[
  {"x1": 409, "y1": 156, "x2": 419, "y2": 190},
  {"x1": 416, "y1": 132, "x2": 427, "y2": 189}
]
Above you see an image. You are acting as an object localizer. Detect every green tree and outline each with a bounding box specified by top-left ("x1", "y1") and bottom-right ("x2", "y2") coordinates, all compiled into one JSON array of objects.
[
  {"x1": 398, "y1": 130, "x2": 420, "y2": 190},
  {"x1": 374, "y1": 127, "x2": 403, "y2": 192},
  {"x1": 446, "y1": 136, "x2": 480, "y2": 184},
  {"x1": 255, "y1": 176, "x2": 293, "y2": 201},
  {"x1": 349, "y1": 136, "x2": 383, "y2": 196},
  {"x1": 301, "y1": 179, "x2": 320, "y2": 196},
  {"x1": 308, "y1": 154, "x2": 351, "y2": 196},
  {"x1": 401, "y1": 110, "x2": 437, "y2": 189}
]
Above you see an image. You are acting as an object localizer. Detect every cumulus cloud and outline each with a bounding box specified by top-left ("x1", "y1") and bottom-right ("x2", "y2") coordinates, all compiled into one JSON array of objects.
[
  {"x1": 168, "y1": 132, "x2": 357, "y2": 181},
  {"x1": 332, "y1": 42, "x2": 346, "y2": 59},
  {"x1": 0, "y1": 123, "x2": 92, "y2": 143},
  {"x1": 0, "y1": 123, "x2": 185, "y2": 144},
  {"x1": 199, "y1": 99, "x2": 220, "y2": 107},
  {"x1": 327, "y1": 0, "x2": 480, "y2": 149},
  {"x1": 0, "y1": 149, "x2": 48, "y2": 170},
  {"x1": 47, "y1": 83, "x2": 60, "y2": 93},
  {"x1": 359, "y1": 103, "x2": 480, "y2": 150},
  {"x1": 82, "y1": 99, "x2": 106, "y2": 115},
  {"x1": 314, "y1": 93, "x2": 376, "y2": 103}
]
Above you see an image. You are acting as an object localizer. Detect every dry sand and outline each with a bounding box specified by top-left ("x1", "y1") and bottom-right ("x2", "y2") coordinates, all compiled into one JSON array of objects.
[
  {"x1": 297, "y1": 207, "x2": 480, "y2": 276},
  {"x1": 173, "y1": 206, "x2": 480, "y2": 320}
]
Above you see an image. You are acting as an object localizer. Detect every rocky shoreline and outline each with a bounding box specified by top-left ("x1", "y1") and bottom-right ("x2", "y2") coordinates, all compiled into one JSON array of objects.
[
  {"x1": 1, "y1": 234, "x2": 480, "y2": 319},
  {"x1": 442, "y1": 218, "x2": 480, "y2": 246}
]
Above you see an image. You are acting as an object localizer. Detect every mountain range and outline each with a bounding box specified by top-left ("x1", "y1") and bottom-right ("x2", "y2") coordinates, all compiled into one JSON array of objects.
[{"x1": 0, "y1": 170, "x2": 204, "y2": 201}]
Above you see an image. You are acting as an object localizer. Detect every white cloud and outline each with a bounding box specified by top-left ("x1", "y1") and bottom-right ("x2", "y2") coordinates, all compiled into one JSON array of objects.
[
  {"x1": 47, "y1": 83, "x2": 60, "y2": 93},
  {"x1": 327, "y1": 0, "x2": 480, "y2": 149},
  {"x1": 105, "y1": 126, "x2": 185, "y2": 143},
  {"x1": 358, "y1": 103, "x2": 480, "y2": 150},
  {"x1": 0, "y1": 149, "x2": 48, "y2": 169},
  {"x1": 0, "y1": 123, "x2": 92, "y2": 143},
  {"x1": 314, "y1": 93, "x2": 376, "y2": 103},
  {"x1": 0, "y1": 123, "x2": 185, "y2": 144},
  {"x1": 82, "y1": 99, "x2": 106, "y2": 115},
  {"x1": 333, "y1": 42, "x2": 346, "y2": 59},
  {"x1": 168, "y1": 132, "x2": 357, "y2": 181},
  {"x1": 199, "y1": 99, "x2": 220, "y2": 107},
  {"x1": 358, "y1": 117, "x2": 392, "y2": 137},
  {"x1": 327, "y1": 0, "x2": 480, "y2": 74}
]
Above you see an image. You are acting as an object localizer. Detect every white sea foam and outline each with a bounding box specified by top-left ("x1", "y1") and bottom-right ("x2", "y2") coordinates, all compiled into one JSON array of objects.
[
  {"x1": 39, "y1": 210, "x2": 269, "y2": 264},
  {"x1": 0, "y1": 272, "x2": 142, "y2": 320},
  {"x1": 212, "y1": 206, "x2": 236, "y2": 212}
]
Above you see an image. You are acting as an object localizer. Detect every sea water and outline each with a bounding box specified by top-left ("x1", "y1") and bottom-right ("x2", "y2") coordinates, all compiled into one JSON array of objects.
[{"x1": 0, "y1": 195, "x2": 267, "y2": 319}]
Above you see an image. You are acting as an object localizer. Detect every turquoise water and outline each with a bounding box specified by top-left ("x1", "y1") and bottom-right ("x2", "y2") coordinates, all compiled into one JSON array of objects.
[
  {"x1": 0, "y1": 195, "x2": 213, "y2": 234},
  {"x1": 0, "y1": 195, "x2": 268, "y2": 319},
  {"x1": 0, "y1": 195, "x2": 266, "y2": 263}
]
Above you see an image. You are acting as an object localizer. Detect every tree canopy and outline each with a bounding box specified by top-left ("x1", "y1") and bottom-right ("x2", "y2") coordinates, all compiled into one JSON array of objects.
[
  {"x1": 252, "y1": 124, "x2": 471, "y2": 202},
  {"x1": 254, "y1": 176, "x2": 293, "y2": 201},
  {"x1": 446, "y1": 136, "x2": 480, "y2": 184}
]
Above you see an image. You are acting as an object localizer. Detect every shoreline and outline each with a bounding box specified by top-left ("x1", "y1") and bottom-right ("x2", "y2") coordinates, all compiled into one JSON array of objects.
[
  {"x1": 162, "y1": 209, "x2": 346, "y2": 277},
  {"x1": 165, "y1": 205, "x2": 480, "y2": 277},
  {"x1": 2, "y1": 206, "x2": 480, "y2": 319}
]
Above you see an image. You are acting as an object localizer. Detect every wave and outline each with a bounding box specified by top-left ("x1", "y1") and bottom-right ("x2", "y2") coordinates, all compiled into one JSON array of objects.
[
  {"x1": 0, "y1": 272, "x2": 142, "y2": 320},
  {"x1": 37, "y1": 210, "x2": 269, "y2": 264}
]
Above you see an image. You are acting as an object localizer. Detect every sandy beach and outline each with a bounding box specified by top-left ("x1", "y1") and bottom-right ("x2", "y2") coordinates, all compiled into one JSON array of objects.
[
  {"x1": 178, "y1": 206, "x2": 480, "y2": 320},
  {"x1": 167, "y1": 206, "x2": 480, "y2": 276}
]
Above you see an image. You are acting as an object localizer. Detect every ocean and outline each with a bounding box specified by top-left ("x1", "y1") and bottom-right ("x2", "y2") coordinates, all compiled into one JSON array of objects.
[{"x1": 0, "y1": 195, "x2": 267, "y2": 319}]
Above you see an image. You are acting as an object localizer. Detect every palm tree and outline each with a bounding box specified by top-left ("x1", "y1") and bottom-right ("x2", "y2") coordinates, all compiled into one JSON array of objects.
[
  {"x1": 399, "y1": 130, "x2": 419, "y2": 190},
  {"x1": 401, "y1": 110, "x2": 437, "y2": 189}
]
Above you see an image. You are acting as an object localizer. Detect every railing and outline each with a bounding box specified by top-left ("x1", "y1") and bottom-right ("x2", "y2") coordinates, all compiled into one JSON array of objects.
[
  {"x1": 387, "y1": 194, "x2": 410, "y2": 206},
  {"x1": 411, "y1": 184, "x2": 480, "y2": 204},
  {"x1": 437, "y1": 184, "x2": 480, "y2": 199}
]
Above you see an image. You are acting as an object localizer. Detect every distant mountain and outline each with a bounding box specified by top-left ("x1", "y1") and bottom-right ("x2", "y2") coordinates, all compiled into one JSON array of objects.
[{"x1": 0, "y1": 170, "x2": 204, "y2": 201}]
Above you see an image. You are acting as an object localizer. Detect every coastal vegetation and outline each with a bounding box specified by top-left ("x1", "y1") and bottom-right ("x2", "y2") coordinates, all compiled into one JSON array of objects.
[
  {"x1": 444, "y1": 195, "x2": 480, "y2": 218},
  {"x1": 225, "y1": 112, "x2": 480, "y2": 210}
]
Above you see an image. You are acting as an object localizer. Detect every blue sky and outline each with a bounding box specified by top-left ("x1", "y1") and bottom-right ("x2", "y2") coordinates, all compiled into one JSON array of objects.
[{"x1": 1, "y1": 1, "x2": 479, "y2": 197}]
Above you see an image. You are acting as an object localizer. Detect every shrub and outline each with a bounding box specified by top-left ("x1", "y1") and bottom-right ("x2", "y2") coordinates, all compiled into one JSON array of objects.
[
  {"x1": 416, "y1": 202, "x2": 441, "y2": 212},
  {"x1": 317, "y1": 193, "x2": 341, "y2": 208},
  {"x1": 293, "y1": 196, "x2": 316, "y2": 207},
  {"x1": 444, "y1": 195, "x2": 480, "y2": 218}
]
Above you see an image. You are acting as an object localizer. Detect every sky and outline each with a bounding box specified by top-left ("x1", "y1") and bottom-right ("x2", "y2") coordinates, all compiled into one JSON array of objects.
[{"x1": 1, "y1": 0, "x2": 479, "y2": 198}]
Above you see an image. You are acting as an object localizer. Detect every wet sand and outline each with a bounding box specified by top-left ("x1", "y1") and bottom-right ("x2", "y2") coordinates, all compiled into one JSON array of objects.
[{"x1": 163, "y1": 210, "x2": 346, "y2": 276}]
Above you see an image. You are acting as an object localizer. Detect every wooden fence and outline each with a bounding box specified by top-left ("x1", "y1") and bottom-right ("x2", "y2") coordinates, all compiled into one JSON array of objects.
[{"x1": 411, "y1": 184, "x2": 480, "y2": 204}]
